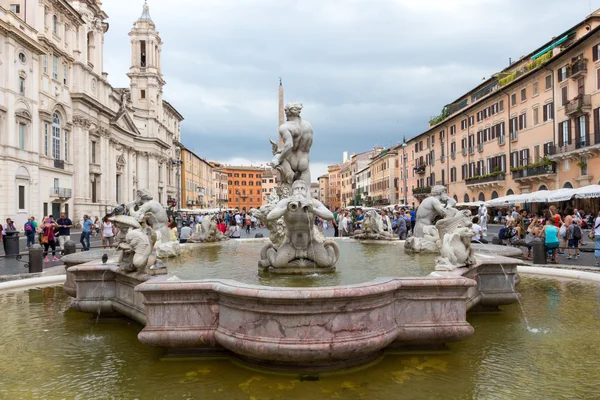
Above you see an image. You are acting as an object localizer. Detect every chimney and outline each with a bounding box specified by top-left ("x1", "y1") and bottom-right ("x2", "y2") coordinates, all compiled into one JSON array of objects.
[{"x1": 343, "y1": 151, "x2": 348, "y2": 163}]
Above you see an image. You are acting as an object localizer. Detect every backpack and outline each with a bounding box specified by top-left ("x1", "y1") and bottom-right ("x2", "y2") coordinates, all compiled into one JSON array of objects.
[
  {"x1": 24, "y1": 223, "x2": 33, "y2": 233},
  {"x1": 572, "y1": 225, "x2": 582, "y2": 240},
  {"x1": 498, "y1": 227, "x2": 508, "y2": 240}
]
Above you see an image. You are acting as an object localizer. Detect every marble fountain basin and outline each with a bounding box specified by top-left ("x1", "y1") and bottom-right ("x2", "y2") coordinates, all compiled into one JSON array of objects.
[{"x1": 65, "y1": 239, "x2": 521, "y2": 371}]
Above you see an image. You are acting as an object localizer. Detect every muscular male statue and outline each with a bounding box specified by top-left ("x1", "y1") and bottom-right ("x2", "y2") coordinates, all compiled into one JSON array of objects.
[
  {"x1": 271, "y1": 103, "x2": 313, "y2": 189},
  {"x1": 413, "y1": 185, "x2": 458, "y2": 237},
  {"x1": 125, "y1": 189, "x2": 170, "y2": 244},
  {"x1": 264, "y1": 180, "x2": 339, "y2": 269}
]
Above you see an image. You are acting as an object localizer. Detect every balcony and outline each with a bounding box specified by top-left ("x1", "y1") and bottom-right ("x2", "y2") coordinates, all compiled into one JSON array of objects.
[
  {"x1": 548, "y1": 132, "x2": 600, "y2": 160},
  {"x1": 462, "y1": 148, "x2": 467, "y2": 156},
  {"x1": 569, "y1": 59, "x2": 587, "y2": 80},
  {"x1": 466, "y1": 172, "x2": 506, "y2": 188},
  {"x1": 451, "y1": 151, "x2": 456, "y2": 159},
  {"x1": 477, "y1": 143, "x2": 484, "y2": 152},
  {"x1": 511, "y1": 162, "x2": 557, "y2": 183},
  {"x1": 50, "y1": 187, "x2": 72, "y2": 199},
  {"x1": 468, "y1": 146, "x2": 475, "y2": 155},
  {"x1": 54, "y1": 159, "x2": 65, "y2": 170},
  {"x1": 498, "y1": 135, "x2": 506, "y2": 146},
  {"x1": 415, "y1": 165, "x2": 426, "y2": 174},
  {"x1": 565, "y1": 94, "x2": 591, "y2": 117},
  {"x1": 510, "y1": 131, "x2": 518, "y2": 142},
  {"x1": 440, "y1": 155, "x2": 445, "y2": 162},
  {"x1": 90, "y1": 163, "x2": 102, "y2": 175},
  {"x1": 413, "y1": 186, "x2": 431, "y2": 198}
]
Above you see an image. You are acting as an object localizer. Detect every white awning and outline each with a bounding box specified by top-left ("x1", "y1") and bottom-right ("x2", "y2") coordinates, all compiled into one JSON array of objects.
[
  {"x1": 484, "y1": 184, "x2": 600, "y2": 206},
  {"x1": 573, "y1": 184, "x2": 600, "y2": 199}
]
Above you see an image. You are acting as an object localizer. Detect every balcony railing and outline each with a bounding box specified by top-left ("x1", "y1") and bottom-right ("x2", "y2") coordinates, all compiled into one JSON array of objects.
[
  {"x1": 565, "y1": 94, "x2": 591, "y2": 116},
  {"x1": 440, "y1": 155, "x2": 445, "y2": 162},
  {"x1": 512, "y1": 163, "x2": 557, "y2": 179},
  {"x1": 548, "y1": 132, "x2": 600, "y2": 155},
  {"x1": 54, "y1": 159, "x2": 65, "y2": 169},
  {"x1": 451, "y1": 151, "x2": 456, "y2": 159},
  {"x1": 462, "y1": 148, "x2": 467, "y2": 156},
  {"x1": 468, "y1": 146, "x2": 475, "y2": 155},
  {"x1": 498, "y1": 135, "x2": 506, "y2": 146},
  {"x1": 415, "y1": 165, "x2": 426, "y2": 174},
  {"x1": 510, "y1": 131, "x2": 518, "y2": 142},
  {"x1": 413, "y1": 186, "x2": 432, "y2": 196},
  {"x1": 569, "y1": 60, "x2": 587, "y2": 79},
  {"x1": 466, "y1": 172, "x2": 506, "y2": 185},
  {"x1": 477, "y1": 143, "x2": 484, "y2": 152},
  {"x1": 50, "y1": 187, "x2": 72, "y2": 198}
]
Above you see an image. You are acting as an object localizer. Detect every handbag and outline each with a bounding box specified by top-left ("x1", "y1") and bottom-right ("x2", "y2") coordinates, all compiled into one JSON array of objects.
[
  {"x1": 590, "y1": 221, "x2": 600, "y2": 240},
  {"x1": 41, "y1": 235, "x2": 49, "y2": 244}
]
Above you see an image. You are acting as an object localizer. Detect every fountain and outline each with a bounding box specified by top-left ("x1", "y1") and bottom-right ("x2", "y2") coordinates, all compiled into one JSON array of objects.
[{"x1": 63, "y1": 102, "x2": 523, "y2": 371}]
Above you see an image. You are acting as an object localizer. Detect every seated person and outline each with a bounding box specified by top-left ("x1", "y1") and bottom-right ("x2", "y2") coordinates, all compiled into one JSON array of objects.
[
  {"x1": 471, "y1": 217, "x2": 487, "y2": 244},
  {"x1": 542, "y1": 219, "x2": 560, "y2": 263}
]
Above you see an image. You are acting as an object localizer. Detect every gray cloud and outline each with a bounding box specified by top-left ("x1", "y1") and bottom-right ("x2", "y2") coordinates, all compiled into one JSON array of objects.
[{"x1": 102, "y1": 0, "x2": 593, "y2": 167}]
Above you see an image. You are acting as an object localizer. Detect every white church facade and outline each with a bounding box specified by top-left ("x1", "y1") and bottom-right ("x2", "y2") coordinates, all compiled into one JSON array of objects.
[{"x1": 0, "y1": 0, "x2": 183, "y2": 227}]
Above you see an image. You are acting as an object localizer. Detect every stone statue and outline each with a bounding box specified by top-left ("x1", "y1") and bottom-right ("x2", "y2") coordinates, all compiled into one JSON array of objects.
[
  {"x1": 259, "y1": 180, "x2": 339, "y2": 273},
  {"x1": 251, "y1": 190, "x2": 286, "y2": 247},
  {"x1": 435, "y1": 225, "x2": 477, "y2": 271},
  {"x1": 190, "y1": 215, "x2": 229, "y2": 243},
  {"x1": 270, "y1": 103, "x2": 312, "y2": 189},
  {"x1": 110, "y1": 215, "x2": 157, "y2": 273},
  {"x1": 352, "y1": 210, "x2": 395, "y2": 240},
  {"x1": 122, "y1": 189, "x2": 170, "y2": 246},
  {"x1": 405, "y1": 185, "x2": 473, "y2": 258}
]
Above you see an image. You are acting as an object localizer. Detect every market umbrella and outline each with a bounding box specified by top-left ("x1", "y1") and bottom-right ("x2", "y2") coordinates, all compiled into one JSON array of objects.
[{"x1": 573, "y1": 184, "x2": 600, "y2": 199}]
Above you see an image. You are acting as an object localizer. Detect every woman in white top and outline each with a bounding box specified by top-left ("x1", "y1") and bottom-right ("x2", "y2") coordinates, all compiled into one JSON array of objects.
[
  {"x1": 226, "y1": 220, "x2": 241, "y2": 239},
  {"x1": 471, "y1": 217, "x2": 487, "y2": 244},
  {"x1": 594, "y1": 211, "x2": 600, "y2": 266},
  {"x1": 101, "y1": 216, "x2": 116, "y2": 249}
]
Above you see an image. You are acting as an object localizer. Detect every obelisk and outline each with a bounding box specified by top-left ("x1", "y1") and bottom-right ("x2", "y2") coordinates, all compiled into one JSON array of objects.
[{"x1": 278, "y1": 78, "x2": 284, "y2": 147}]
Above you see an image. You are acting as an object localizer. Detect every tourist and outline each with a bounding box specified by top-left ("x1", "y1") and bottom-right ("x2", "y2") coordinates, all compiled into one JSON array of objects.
[
  {"x1": 226, "y1": 220, "x2": 241, "y2": 239},
  {"x1": 92, "y1": 216, "x2": 100, "y2": 237},
  {"x1": 354, "y1": 209, "x2": 364, "y2": 230},
  {"x1": 216, "y1": 219, "x2": 227, "y2": 234},
  {"x1": 524, "y1": 216, "x2": 543, "y2": 260},
  {"x1": 24, "y1": 217, "x2": 36, "y2": 248},
  {"x1": 542, "y1": 219, "x2": 560, "y2": 264},
  {"x1": 567, "y1": 218, "x2": 582, "y2": 260},
  {"x1": 341, "y1": 211, "x2": 351, "y2": 237},
  {"x1": 179, "y1": 223, "x2": 192, "y2": 244},
  {"x1": 100, "y1": 216, "x2": 116, "y2": 249},
  {"x1": 2, "y1": 218, "x2": 17, "y2": 254},
  {"x1": 409, "y1": 208, "x2": 416, "y2": 234},
  {"x1": 593, "y1": 211, "x2": 600, "y2": 267},
  {"x1": 471, "y1": 217, "x2": 486, "y2": 244},
  {"x1": 41, "y1": 218, "x2": 60, "y2": 262},
  {"x1": 393, "y1": 211, "x2": 407, "y2": 240},
  {"x1": 56, "y1": 212, "x2": 73, "y2": 250},
  {"x1": 511, "y1": 208, "x2": 519, "y2": 220},
  {"x1": 381, "y1": 210, "x2": 392, "y2": 232},
  {"x1": 169, "y1": 221, "x2": 179, "y2": 241},
  {"x1": 80, "y1": 215, "x2": 93, "y2": 251},
  {"x1": 332, "y1": 208, "x2": 339, "y2": 237}
]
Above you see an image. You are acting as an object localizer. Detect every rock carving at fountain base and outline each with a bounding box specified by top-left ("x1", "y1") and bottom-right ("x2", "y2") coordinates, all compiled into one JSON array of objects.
[
  {"x1": 352, "y1": 209, "x2": 395, "y2": 240},
  {"x1": 189, "y1": 215, "x2": 229, "y2": 243}
]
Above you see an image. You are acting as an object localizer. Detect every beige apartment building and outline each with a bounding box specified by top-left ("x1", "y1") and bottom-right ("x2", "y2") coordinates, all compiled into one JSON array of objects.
[
  {"x1": 180, "y1": 147, "x2": 213, "y2": 209},
  {"x1": 211, "y1": 164, "x2": 229, "y2": 210},
  {"x1": 409, "y1": 8, "x2": 600, "y2": 203},
  {"x1": 261, "y1": 168, "x2": 278, "y2": 204},
  {"x1": 339, "y1": 161, "x2": 352, "y2": 207},
  {"x1": 369, "y1": 148, "x2": 398, "y2": 206},
  {"x1": 318, "y1": 174, "x2": 329, "y2": 206},
  {"x1": 327, "y1": 164, "x2": 341, "y2": 210}
]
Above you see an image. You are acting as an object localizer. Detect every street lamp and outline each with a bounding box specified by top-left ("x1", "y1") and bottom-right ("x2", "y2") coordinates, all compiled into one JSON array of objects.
[{"x1": 171, "y1": 158, "x2": 183, "y2": 220}]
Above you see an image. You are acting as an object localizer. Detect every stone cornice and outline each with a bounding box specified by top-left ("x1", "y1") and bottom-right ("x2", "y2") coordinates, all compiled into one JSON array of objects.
[
  {"x1": 37, "y1": 36, "x2": 76, "y2": 62},
  {"x1": 71, "y1": 92, "x2": 116, "y2": 119},
  {"x1": 44, "y1": 0, "x2": 86, "y2": 26},
  {"x1": 0, "y1": 20, "x2": 47, "y2": 55}
]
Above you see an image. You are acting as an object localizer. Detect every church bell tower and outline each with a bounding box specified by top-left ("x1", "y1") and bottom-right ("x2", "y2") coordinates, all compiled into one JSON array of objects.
[{"x1": 127, "y1": 1, "x2": 165, "y2": 114}]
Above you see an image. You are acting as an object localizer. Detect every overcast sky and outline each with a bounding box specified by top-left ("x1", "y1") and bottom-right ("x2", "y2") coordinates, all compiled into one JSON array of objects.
[{"x1": 101, "y1": 0, "x2": 598, "y2": 179}]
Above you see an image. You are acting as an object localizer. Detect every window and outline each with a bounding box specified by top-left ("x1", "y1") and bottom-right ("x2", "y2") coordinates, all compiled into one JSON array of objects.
[
  {"x1": 241, "y1": 173, "x2": 247, "y2": 178},
  {"x1": 543, "y1": 102, "x2": 554, "y2": 121},
  {"x1": 140, "y1": 89, "x2": 146, "y2": 99},
  {"x1": 18, "y1": 52, "x2": 26, "y2": 63},
  {"x1": 87, "y1": 31, "x2": 94, "y2": 63},
  {"x1": 52, "y1": 56, "x2": 59, "y2": 80},
  {"x1": 140, "y1": 40, "x2": 146, "y2": 67},
  {"x1": 511, "y1": 93, "x2": 517, "y2": 106},
  {"x1": 63, "y1": 64, "x2": 67, "y2": 85},
  {"x1": 10, "y1": 4, "x2": 20, "y2": 13},
  {"x1": 64, "y1": 131, "x2": 69, "y2": 162},
  {"x1": 533, "y1": 82, "x2": 538, "y2": 96},
  {"x1": 43, "y1": 55, "x2": 48, "y2": 74},
  {"x1": 520, "y1": 88, "x2": 526, "y2": 102},
  {"x1": 19, "y1": 123, "x2": 25, "y2": 149},
  {"x1": 545, "y1": 75, "x2": 552, "y2": 90},
  {"x1": 18, "y1": 186, "x2": 25, "y2": 210},
  {"x1": 509, "y1": 117, "x2": 518, "y2": 135},
  {"x1": 468, "y1": 116, "x2": 474, "y2": 126},
  {"x1": 559, "y1": 121, "x2": 570, "y2": 147},
  {"x1": 461, "y1": 119, "x2": 467, "y2": 130},
  {"x1": 499, "y1": 100, "x2": 504, "y2": 112},
  {"x1": 53, "y1": 15, "x2": 58, "y2": 35},
  {"x1": 52, "y1": 112, "x2": 61, "y2": 160},
  {"x1": 593, "y1": 43, "x2": 600, "y2": 61},
  {"x1": 533, "y1": 107, "x2": 539, "y2": 125},
  {"x1": 19, "y1": 77, "x2": 25, "y2": 95},
  {"x1": 518, "y1": 113, "x2": 527, "y2": 130},
  {"x1": 44, "y1": 123, "x2": 49, "y2": 156},
  {"x1": 558, "y1": 65, "x2": 568, "y2": 82},
  {"x1": 249, "y1": 174, "x2": 254, "y2": 178},
  {"x1": 450, "y1": 125, "x2": 456, "y2": 135},
  {"x1": 234, "y1": 173, "x2": 239, "y2": 177},
  {"x1": 256, "y1": 174, "x2": 261, "y2": 179},
  {"x1": 561, "y1": 86, "x2": 568, "y2": 106}
]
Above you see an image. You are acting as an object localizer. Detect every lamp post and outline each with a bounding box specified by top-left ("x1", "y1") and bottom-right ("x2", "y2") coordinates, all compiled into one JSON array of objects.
[{"x1": 172, "y1": 158, "x2": 183, "y2": 221}]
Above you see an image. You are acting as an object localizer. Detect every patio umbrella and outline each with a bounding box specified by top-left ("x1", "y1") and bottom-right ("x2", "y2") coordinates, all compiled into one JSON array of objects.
[
  {"x1": 485, "y1": 194, "x2": 530, "y2": 207},
  {"x1": 542, "y1": 188, "x2": 577, "y2": 202}
]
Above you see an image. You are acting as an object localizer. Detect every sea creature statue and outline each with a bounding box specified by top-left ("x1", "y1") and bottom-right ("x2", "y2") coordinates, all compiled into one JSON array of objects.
[
  {"x1": 109, "y1": 215, "x2": 157, "y2": 273},
  {"x1": 251, "y1": 190, "x2": 286, "y2": 247},
  {"x1": 352, "y1": 210, "x2": 395, "y2": 240},
  {"x1": 190, "y1": 215, "x2": 229, "y2": 243},
  {"x1": 258, "y1": 180, "x2": 339, "y2": 273},
  {"x1": 435, "y1": 225, "x2": 477, "y2": 271}
]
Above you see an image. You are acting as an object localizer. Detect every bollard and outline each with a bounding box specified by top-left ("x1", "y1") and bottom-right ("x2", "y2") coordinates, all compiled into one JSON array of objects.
[
  {"x1": 254, "y1": 233, "x2": 264, "y2": 238},
  {"x1": 63, "y1": 240, "x2": 77, "y2": 256},
  {"x1": 4, "y1": 231, "x2": 20, "y2": 256},
  {"x1": 29, "y1": 244, "x2": 44, "y2": 273},
  {"x1": 532, "y1": 241, "x2": 546, "y2": 265}
]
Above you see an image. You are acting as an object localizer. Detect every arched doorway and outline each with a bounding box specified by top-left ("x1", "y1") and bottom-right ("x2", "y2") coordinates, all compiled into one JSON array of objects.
[
  {"x1": 506, "y1": 189, "x2": 514, "y2": 196},
  {"x1": 563, "y1": 182, "x2": 574, "y2": 189},
  {"x1": 478, "y1": 192, "x2": 485, "y2": 202},
  {"x1": 453, "y1": 195, "x2": 458, "y2": 202},
  {"x1": 491, "y1": 191, "x2": 499, "y2": 199},
  {"x1": 463, "y1": 194, "x2": 469, "y2": 203},
  {"x1": 539, "y1": 185, "x2": 548, "y2": 191}
]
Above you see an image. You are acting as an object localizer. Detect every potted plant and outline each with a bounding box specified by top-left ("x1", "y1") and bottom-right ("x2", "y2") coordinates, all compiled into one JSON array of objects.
[{"x1": 576, "y1": 160, "x2": 587, "y2": 169}]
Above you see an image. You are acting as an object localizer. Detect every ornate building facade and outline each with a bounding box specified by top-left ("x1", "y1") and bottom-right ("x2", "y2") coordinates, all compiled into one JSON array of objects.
[{"x1": 0, "y1": 0, "x2": 183, "y2": 227}]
